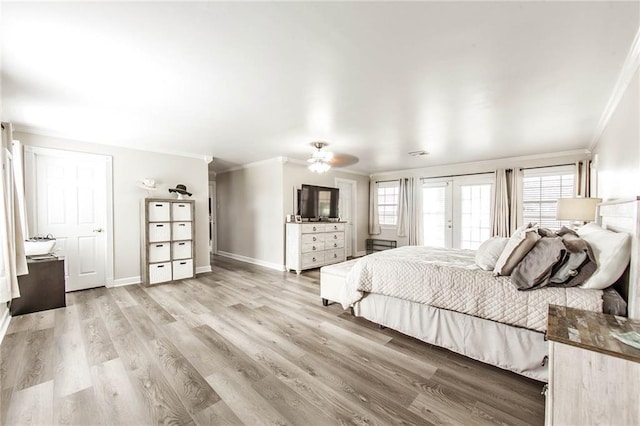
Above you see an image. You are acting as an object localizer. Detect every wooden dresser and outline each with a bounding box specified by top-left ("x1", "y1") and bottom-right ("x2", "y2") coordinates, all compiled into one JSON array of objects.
[
  {"x1": 545, "y1": 305, "x2": 640, "y2": 425},
  {"x1": 286, "y1": 222, "x2": 346, "y2": 274}
]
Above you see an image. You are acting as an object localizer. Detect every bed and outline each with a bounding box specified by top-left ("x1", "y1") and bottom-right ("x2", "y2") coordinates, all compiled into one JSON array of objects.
[{"x1": 320, "y1": 198, "x2": 640, "y2": 382}]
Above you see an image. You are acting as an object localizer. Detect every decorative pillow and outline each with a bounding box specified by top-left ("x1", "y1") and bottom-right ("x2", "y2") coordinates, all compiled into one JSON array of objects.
[
  {"x1": 475, "y1": 237, "x2": 509, "y2": 271},
  {"x1": 577, "y1": 223, "x2": 631, "y2": 290},
  {"x1": 493, "y1": 226, "x2": 541, "y2": 276}
]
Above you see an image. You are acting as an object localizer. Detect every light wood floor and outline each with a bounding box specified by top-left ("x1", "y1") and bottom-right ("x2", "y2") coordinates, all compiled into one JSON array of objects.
[{"x1": 1, "y1": 255, "x2": 545, "y2": 425}]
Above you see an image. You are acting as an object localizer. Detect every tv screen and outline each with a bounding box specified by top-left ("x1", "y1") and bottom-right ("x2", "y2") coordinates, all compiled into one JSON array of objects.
[{"x1": 299, "y1": 184, "x2": 339, "y2": 220}]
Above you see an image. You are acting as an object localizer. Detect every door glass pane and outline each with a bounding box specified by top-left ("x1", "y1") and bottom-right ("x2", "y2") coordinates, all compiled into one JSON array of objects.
[
  {"x1": 459, "y1": 184, "x2": 491, "y2": 250},
  {"x1": 422, "y1": 186, "x2": 446, "y2": 248}
]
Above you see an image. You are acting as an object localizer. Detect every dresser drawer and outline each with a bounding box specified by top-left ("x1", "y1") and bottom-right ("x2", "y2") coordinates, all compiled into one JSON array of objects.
[
  {"x1": 149, "y1": 242, "x2": 170, "y2": 262},
  {"x1": 302, "y1": 233, "x2": 324, "y2": 244},
  {"x1": 172, "y1": 241, "x2": 192, "y2": 259},
  {"x1": 149, "y1": 262, "x2": 172, "y2": 284},
  {"x1": 172, "y1": 222, "x2": 192, "y2": 240},
  {"x1": 148, "y1": 202, "x2": 170, "y2": 222},
  {"x1": 302, "y1": 242, "x2": 324, "y2": 253},
  {"x1": 325, "y1": 238, "x2": 344, "y2": 250},
  {"x1": 325, "y1": 232, "x2": 344, "y2": 242},
  {"x1": 172, "y1": 259, "x2": 193, "y2": 280},
  {"x1": 302, "y1": 252, "x2": 325, "y2": 268},
  {"x1": 149, "y1": 223, "x2": 171, "y2": 242},
  {"x1": 172, "y1": 202, "x2": 192, "y2": 221},
  {"x1": 325, "y1": 248, "x2": 345, "y2": 263},
  {"x1": 326, "y1": 223, "x2": 345, "y2": 232},
  {"x1": 302, "y1": 223, "x2": 326, "y2": 233}
]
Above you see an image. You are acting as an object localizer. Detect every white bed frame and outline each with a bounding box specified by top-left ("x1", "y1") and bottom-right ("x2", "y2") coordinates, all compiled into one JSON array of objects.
[{"x1": 340, "y1": 198, "x2": 640, "y2": 383}]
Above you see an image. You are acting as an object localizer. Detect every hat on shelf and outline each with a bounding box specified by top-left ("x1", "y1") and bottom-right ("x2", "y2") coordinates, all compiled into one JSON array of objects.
[{"x1": 169, "y1": 184, "x2": 192, "y2": 197}]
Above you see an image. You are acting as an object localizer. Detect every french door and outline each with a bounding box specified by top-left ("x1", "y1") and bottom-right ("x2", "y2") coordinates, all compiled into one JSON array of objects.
[{"x1": 422, "y1": 175, "x2": 493, "y2": 250}]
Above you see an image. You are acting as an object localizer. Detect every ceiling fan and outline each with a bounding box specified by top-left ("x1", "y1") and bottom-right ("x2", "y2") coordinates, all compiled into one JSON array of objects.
[{"x1": 307, "y1": 142, "x2": 358, "y2": 173}]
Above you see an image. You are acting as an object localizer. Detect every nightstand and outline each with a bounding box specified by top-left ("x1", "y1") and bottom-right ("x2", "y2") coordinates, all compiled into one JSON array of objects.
[{"x1": 545, "y1": 305, "x2": 640, "y2": 425}]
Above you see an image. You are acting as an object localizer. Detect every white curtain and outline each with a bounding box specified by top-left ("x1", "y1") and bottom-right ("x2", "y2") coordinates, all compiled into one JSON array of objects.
[
  {"x1": 491, "y1": 168, "x2": 523, "y2": 237},
  {"x1": 12, "y1": 140, "x2": 28, "y2": 276},
  {"x1": 575, "y1": 160, "x2": 591, "y2": 197},
  {"x1": 368, "y1": 180, "x2": 381, "y2": 235},
  {"x1": 397, "y1": 177, "x2": 423, "y2": 245},
  {"x1": 0, "y1": 122, "x2": 25, "y2": 303}
]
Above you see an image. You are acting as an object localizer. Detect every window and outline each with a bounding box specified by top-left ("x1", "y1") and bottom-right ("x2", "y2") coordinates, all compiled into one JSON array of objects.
[
  {"x1": 523, "y1": 165, "x2": 574, "y2": 229},
  {"x1": 422, "y1": 183, "x2": 447, "y2": 248},
  {"x1": 459, "y1": 183, "x2": 492, "y2": 249},
  {"x1": 378, "y1": 181, "x2": 400, "y2": 226}
]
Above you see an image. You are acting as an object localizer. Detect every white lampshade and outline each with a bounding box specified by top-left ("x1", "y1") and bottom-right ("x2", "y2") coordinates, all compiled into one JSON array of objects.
[{"x1": 556, "y1": 197, "x2": 602, "y2": 222}]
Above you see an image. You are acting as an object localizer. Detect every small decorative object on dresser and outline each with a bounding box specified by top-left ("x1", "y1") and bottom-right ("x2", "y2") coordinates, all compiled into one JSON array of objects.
[
  {"x1": 286, "y1": 222, "x2": 346, "y2": 274},
  {"x1": 141, "y1": 198, "x2": 195, "y2": 285},
  {"x1": 545, "y1": 305, "x2": 640, "y2": 426}
]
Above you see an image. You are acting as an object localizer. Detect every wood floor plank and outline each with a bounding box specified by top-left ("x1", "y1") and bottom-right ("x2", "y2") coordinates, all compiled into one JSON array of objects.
[
  {"x1": 54, "y1": 387, "x2": 104, "y2": 426},
  {"x1": 191, "y1": 400, "x2": 243, "y2": 426},
  {"x1": 16, "y1": 328, "x2": 56, "y2": 390},
  {"x1": 5, "y1": 380, "x2": 54, "y2": 426},
  {"x1": 53, "y1": 305, "x2": 92, "y2": 397},
  {"x1": 90, "y1": 358, "x2": 149, "y2": 426},
  {"x1": 205, "y1": 371, "x2": 292, "y2": 426},
  {"x1": 78, "y1": 315, "x2": 119, "y2": 366},
  {"x1": 1, "y1": 330, "x2": 27, "y2": 391},
  {"x1": 141, "y1": 336, "x2": 220, "y2": 414},
  {"x1": 124, "y1": 285, "x2": 176, "y2": 326}
]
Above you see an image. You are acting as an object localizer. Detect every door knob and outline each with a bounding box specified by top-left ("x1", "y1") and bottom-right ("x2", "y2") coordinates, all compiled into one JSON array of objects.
[{"x1": 93, "y1": 228, "x2": 104, "y2": 233}]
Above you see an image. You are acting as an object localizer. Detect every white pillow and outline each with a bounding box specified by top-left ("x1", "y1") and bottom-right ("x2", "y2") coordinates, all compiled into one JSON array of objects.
[
  {"x1": 493, "y1": 225, "x2": 541, "y2": 276},
  {"x1": 475, "y1": 237, "x2": 509, "y2": 271},
  {"x1": 577, "y1": 223, "x2": 631, "y2": 290}
]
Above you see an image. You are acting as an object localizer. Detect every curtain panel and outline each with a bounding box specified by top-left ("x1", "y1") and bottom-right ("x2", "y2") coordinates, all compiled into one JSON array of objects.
[
  {"x1": 368, "y1": 180, "x2": 381, "y2": 235},
  {"x1": 491, "y1": 168, "x2": 522, "y2": 237},
  {"x1": 575, "y1": 160, "x2": 591, "y2": 197},
  {"x1": 397, "y1": 177, "x2": 423, "y2": 245}
]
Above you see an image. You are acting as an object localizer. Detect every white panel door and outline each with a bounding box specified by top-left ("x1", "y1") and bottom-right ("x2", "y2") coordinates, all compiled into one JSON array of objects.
[
  {"x1": 35, "y1": 153, "x2": 107, "y2": 291},
  {"x1": 422, "y1": 181, "x2": 452, "y2": 248},
  {"x1": 336, "y1": 179, "x2": 356, "y2": 258}
]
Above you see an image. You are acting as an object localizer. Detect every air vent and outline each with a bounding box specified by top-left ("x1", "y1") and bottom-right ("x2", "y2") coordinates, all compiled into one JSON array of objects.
[{"x1": 408, "y1": 150, "x2": 429, "y2": 157}]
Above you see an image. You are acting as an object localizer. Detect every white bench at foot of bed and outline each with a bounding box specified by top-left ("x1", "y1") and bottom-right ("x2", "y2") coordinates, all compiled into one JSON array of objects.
[{"x1": 320, "y1": 258, "x2": 360, "y2": 306}]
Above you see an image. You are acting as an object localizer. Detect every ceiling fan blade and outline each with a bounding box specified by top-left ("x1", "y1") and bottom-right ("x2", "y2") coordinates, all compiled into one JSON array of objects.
[{"x1": 329, "y1": 153, "x2": 359, "y2": 168}]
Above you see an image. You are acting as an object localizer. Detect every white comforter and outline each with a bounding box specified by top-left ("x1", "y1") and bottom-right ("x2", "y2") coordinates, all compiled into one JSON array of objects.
[{"x1": 342, "y1": 246, "x2": 603, "y2": 332}]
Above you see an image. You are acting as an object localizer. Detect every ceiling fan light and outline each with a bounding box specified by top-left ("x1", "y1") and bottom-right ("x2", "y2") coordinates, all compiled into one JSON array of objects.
[{"x1": 308, "y1": 159, "x2": 331, "y2": 174}]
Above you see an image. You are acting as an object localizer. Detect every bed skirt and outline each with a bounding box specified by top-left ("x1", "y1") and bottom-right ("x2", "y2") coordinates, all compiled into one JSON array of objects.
[{"x1": 354, "y1": 293, "x2": 549, "y2": 382}]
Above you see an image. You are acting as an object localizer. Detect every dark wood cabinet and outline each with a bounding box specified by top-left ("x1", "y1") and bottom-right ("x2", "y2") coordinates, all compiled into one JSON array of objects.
[{"x1": 11, "y1": 258, "x2": 66, "y2": 316}]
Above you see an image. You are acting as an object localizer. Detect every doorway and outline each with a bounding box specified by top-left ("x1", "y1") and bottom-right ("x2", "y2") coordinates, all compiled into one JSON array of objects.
[
  {"x1": 335, "y1": 178, "x2": 357, "y2": 258},
  {"x1": 25, "y1": 146, "x2": 114, "y2": 291}
]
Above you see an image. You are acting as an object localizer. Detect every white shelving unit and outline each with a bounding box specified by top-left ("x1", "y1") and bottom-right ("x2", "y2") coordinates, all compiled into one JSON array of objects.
[{"x1": 141, "y1": 198, "x2": 195, "y2": 285}]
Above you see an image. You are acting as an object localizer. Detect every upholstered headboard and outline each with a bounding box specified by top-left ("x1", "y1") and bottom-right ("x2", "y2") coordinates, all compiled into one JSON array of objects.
[{"x1": 598, "y1": 197, "x2": 640, "y2": 319}]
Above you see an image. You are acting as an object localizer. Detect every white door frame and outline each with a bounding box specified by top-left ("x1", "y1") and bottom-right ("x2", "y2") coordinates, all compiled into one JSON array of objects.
[
  {"x1": 25, "y1": 146, "x2": 115, "y2": 287},
  {"x1": 209, "y1": 181, "x2": 217, "y2": 254},
  {"x1": 335, "y1": 177, "x2": 358, "y2": 257}
]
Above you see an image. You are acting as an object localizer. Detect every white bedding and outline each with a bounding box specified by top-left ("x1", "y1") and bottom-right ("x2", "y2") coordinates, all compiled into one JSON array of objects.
[{"x1": 342, "y1": 246, "x2": 604, "y2": 332}]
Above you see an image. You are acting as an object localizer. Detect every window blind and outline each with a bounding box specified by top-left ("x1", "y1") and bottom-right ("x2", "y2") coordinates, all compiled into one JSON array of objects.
[{"x1": 523, "y1": 165, "x2": 575, "y2": 229}]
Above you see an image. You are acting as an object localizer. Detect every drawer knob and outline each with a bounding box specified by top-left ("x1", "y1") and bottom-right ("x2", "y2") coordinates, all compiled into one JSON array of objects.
[
  {"x1": 158, "y1": 265, "x2": 165, "y2": 268},
  {"x1": 334, "y1": 254, "x2": 337, "y2": 258},
  {"x1": 312, "y1": 246, "x2": 316, "y2": 251},
  {"x1": 334, "y1": 243, "x2": 337, "y2": 247},
  {"x1": 334, "y1": 235, "x2": 337, "y2": 239},
  {"x1": 312, "y1": 257, "x2": 316, "y2": 262},
  {"x1": 179, "y1": 224, "x2": 186, "y2": 227},
  {"x1": 156, "y1": 244, "x2": 163, "y2": 247},
  {"x1": 180, "y1": 262, "x2": 187, "y2": 265},
  {"x1": 157, "y1": 224, "x2": 164, "y2": 227},
  {"x1": 313, "y1": 237, "x2": 316, "y2": 241},
  {"x1": 313, "y1": 227, "x2": 316, "y2": 231},
  {"x1": 155, "y1": 204, "x2": 163, "y2": 207},
  {"x1": 179, "y1": 243, "x2": 185, "y2": 246}
]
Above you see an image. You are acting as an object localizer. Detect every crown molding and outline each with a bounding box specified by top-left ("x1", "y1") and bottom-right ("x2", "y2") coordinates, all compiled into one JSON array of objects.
[
  {"x1": 590, "y1": 26, "x2": 640, "y2": 152},
  {"x1": 13, "y1": 125, "x2": 211, "y2": 161},
  {"x1": 221, "y1": 156, "x2": 287, "y2": 174},
  {"x1": 371, "y1": 149, "x2": 590, "y2": 179}
]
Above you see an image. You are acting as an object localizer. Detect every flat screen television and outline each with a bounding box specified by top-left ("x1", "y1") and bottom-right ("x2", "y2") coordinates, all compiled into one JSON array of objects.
[{"x1": 298, "y1": 184, "x2": 339, "y2": 220}]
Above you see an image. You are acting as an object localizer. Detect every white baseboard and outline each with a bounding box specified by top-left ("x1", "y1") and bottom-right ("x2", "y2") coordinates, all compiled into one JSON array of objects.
[
  {"x1": 113, "y1": 276, "x2": 141, "y2": 287},
  {"x1": 216, "y1": 251, "x2": 286, "y2": 272},
  {"x1": 196, "y1": 265, "x2": 212, "y2": 274},
  {"x1": 0, "y1": 306, "x2": 11, "y2": 344}
]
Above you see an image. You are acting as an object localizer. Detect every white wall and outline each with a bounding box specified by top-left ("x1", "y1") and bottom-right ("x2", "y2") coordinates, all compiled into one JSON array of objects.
[
  {"x1": 593, "y1": 68, "x2": 640, "y2": 200},
  {"x1": 282, "y1": 161, "x2": 370, "y2": 255},
  {"x1": 216, "y1": 158, "x2": 285, "y2": 268},
  {"x1": 370, "y1": 151, "x2": 591, "y2": 246},
  {"x1": 15, "y1": 131, "x2": 211, "y2": 284}
]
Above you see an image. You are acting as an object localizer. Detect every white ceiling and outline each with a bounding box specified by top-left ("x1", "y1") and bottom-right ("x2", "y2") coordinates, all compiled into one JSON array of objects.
[{"x1": 1, "y1": 2, "x2": 638, "y2": 174}]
